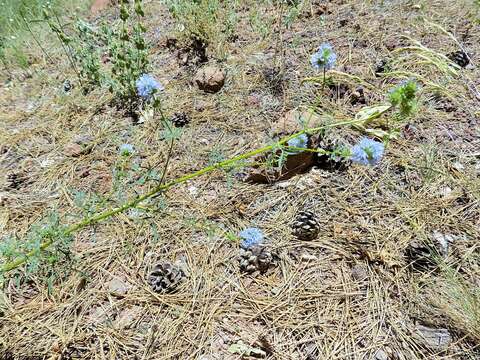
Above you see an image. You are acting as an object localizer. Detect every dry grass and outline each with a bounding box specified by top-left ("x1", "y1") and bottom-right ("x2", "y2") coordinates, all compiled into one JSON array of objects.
[{"x1": 1, "y1": 0, "x2": 480, "y2": 358}]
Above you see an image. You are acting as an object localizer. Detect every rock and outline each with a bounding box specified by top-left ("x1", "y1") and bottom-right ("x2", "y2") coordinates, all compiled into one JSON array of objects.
[
  {"x1": 300, "y1": 253, "x2": 318, "y2": 262},
  {"x1": 194, "y1": 99, "x2": 208, "y2": 112},
  {"x1": 73, "y1": 134, "x2": 93, "y2": 146},
  {"x1": 114, "y1": 306, "x2": 142, "y2": 329},
  {"x1": 86, "y1": 305, "x2": 110, "y2": 325},
  {"x1": 63, "y1": 135, "x2": 93, "y2": 157},
  {"x1": 452, "y1": 161, "x2": 464, "y2": 172},
  {"x1": 194, "y1": 65, "x2": 225, "y2": 93},
  {"x1": 91, "y1": 0, "x2": 111, "y2": 14},
  {"x1": 374, "y1": 349, "x2": 389, "y2": 360},
  {"x1": 107, "y1": 278, "x2": 130, "y2": 296},
  {"x1": 245, "y1": 94, "x2": 261, "y2": 107},
  {"x1": 438, "y1": 186, "x2": 452, "y2": 198},
  {"x1": 414, "y1": 324, "x2": 452, "y2": 351},
  {"x1": 63, "y1": 143, "x2": 85, "y2": 157},
  {"x1": 432, "y1": 231, "x2": 455, "y2": 257},
  {"x1": 272, "y1": 109, "x2": 322, "y2": 137},
  {"x1": 351, "y1": 264, "x2": 368, "y2": 281}
]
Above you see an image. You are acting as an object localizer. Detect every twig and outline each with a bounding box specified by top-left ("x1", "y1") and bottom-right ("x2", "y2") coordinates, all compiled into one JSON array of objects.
[{"x1": 0, "y1": 118, "x2": 363, "y2": 273}]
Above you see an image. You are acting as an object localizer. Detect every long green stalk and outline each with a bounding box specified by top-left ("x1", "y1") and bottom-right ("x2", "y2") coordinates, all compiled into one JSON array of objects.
[{"x1": 1, "y1": 118, "x2": 361, "y2": 273}]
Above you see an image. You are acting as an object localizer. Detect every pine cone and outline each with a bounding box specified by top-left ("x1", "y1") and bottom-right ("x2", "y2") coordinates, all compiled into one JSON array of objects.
[
  {"x1": 405, "y1": 241, "x2": 437, "y2": 271},
  {"x1": 447, "y1": 50, "x2": 469, "y2": 68},
  {"x1": 239, "y1": 245, "x2": 274, "y2": 273},
  {"x1": 315, "y1": 135, "x2": 349, "y2": 171},
  {"x1": 170, "y1": 112, "x2": 190, "y2": 128},
  {"x1": 147, "y1": 262, "x2": 185, "y2": 293},
  {"x1": 63, "y1": 79, "x2": 73, "y2": 93},
  {"x1": 432, "y1": 95, "x2": 456, "y2": 113},
  {"x1": 4, "y1": 172, "x2": 29, "y2": 190},
  {"x1": 374, "y1": 59, "x2": 389, "y2": 76},
  {"x1": 292, "y1": 211, "x2": 320, "y2": 241}
]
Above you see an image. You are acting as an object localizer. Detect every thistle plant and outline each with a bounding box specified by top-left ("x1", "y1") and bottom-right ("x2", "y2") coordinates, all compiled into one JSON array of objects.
[
  {"x1": 42, "y1": 0, "x2": 150, "y2": 108},
  {"x1": 119, "y1": 143, "x2": 135, "y2": 156},
  {"x1": 285, "y1": 133, "x2": 309, "y2": 154},
  {"x1": 349, "y1": 137, "x2": 385, "y2": 166},
  {"x1": 0, "y1": 212, "x2": 73, "y2": 287},
  {"x1": 310, "y1": 42, "x2": 337, "y2": 90},
  {"x1": 136, "y1": 74, "x2": 164, "y2": 100},
  {"x1": 388, "y1": 79, "x2": 418, "y2": 118},
  {"x1": 74, "y1": 20, "x2": 103, "y2": 90},
  {"x1": 239, "y1": 227, "x2": 264, "y2": 249},
  {"x1": 105, "y1": 0, "x2": 149, "y2": 108}
]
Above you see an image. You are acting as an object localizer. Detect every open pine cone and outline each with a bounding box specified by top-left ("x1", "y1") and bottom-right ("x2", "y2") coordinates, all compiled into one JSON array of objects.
[
  {"x1": 405, "y1": 241, "x2": 437, "y2": 271},
  {"x1": 147, "y1": 262, "x2": 185, "y2": 293},
  {"x1": 292, "y1": 210, "x2": 320, "y2": 241},
  {"x1": 4, "y1": 172, "x2": 30, "y2": 190},
  {"x1": 239, "y1": 245, "x2": 274, "y2": 273},
  {"x1": 446, "y1": 50, "x2": 469, "y2": 68},
  {"x1": 315, "y1": 135, "x2": 349, "y2": 171},
  {"x1": 170, "y1": 112, "x2": 190, "y2": 128}
]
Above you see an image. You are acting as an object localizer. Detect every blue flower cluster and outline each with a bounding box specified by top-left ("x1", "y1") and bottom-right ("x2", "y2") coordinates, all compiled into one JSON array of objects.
[
  {"x1": 136, "y1": 74, "x2": 163, "y2": 99},
  {"x1": 119, "y1": 143, "x2": 134, "y2": 156},
  {"x1": 310, "y1": 43, "x2": 337, "y2": 71},
  {"x1": 286, "y1": 134, "x2": 309, "y2": 154},
  {"x1": 350, "y1": 138, "x2": 384, "y2": 166},
  {"x1": 239, "y1": 227, "x2": 264, "y2": 249}
]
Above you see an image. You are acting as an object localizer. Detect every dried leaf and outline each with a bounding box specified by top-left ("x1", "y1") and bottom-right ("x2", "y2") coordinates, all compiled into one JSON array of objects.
[{"x1": 228, "y1": 341, "x2": 266, "y2": 358}]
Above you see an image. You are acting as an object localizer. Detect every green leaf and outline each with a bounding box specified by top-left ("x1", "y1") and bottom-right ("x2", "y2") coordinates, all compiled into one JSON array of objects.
[{"x1": 354, "y1": 104, "x2": 391, "y2": 125}]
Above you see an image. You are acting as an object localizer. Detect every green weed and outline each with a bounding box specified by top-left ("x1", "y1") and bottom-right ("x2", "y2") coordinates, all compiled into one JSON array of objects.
[{"x1": 165, "y1": 0, "x2": 239, "y2": 51}]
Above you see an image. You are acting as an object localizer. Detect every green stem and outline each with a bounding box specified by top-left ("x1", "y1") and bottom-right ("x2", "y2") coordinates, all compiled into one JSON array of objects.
[{"x1": 0, "y1": 118, "x2": 362, "y2": 274}]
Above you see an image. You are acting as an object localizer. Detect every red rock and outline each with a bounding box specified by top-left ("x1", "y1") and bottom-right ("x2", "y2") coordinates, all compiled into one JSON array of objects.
[{"x1": 194, "y1": 66, "x2": 226, "y2": 93}]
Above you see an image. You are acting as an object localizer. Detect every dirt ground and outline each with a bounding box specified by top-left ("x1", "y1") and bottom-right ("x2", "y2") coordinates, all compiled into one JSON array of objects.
[{"x1": 0, "y1": 0, "x2": 479, "y2": 358}]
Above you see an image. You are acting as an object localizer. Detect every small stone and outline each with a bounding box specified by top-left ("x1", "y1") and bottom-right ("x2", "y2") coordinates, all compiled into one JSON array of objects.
[
  {"x1": 86, "y1": 305, "x2": 110, "y2": 325},
  {"x1": 194, "y1": 100, "x2": 208, "y2": 112},
  {"x1": 300, "y1": 253, "x2": 318, "y2": 262},
  {"x1": 272, "y1": 109, "x2": 322, "y2": 137},
  {"x1": 73, "y1": 134, "x2": 93, "y2": 146},
  {"x1": 245, "y1": 94, "x2": 260, "y2": 107},
  {"x1": 63, "y1": 135, "x2": 93, "y2": 157},
  {"x1": 351, "y1": 264, "x2": 368, "y2": 281},
  {"x1": 193, "y1": 65, "x2": 226, "y2": 93},
  {"x1": 108, "y1": 278, "x2": 130, "y2": 296},
  {"x1": 374, "y1": 349, "x2": 389, "y2": 360},
  {"x1": 63, "y1": 143, "x2": 84, "y2": 157},
  {"x1": 432, "y1": 231, "x2": 455, "y2": 257},
  {"x1": 114, "y1": 306, "x2": 141, "y2": 329},
  {"x1": 438, "y1": 186, "x2": 452, "y2": 197},
  {"x1": 414, "y1": 325, "x2": 452, "y2": 351},
  {"x1": 452, "y1": 161, "x2": 464, "y2": 172},
  {"x1": 91, "y1": 0, "x2": 111, "y2": 14}
]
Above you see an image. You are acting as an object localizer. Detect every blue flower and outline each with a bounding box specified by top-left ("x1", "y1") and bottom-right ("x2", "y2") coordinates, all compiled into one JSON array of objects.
[
  {"x1": 350, "y1": 138, "x2": 384, "y2": 166},
  {"x1": 239, "y1": 227, "x2": 264, "y2": 249},
  {"x1": 136, "y1": 74, "x2": 163, "y2": 99},
  {"x1": 119, "y1": 143, "x2": 134, "y2": 156},
  {"x1": 286, "y1": 134, "x2": 309, "y2": 154},
  {"x1": 310, "y1": 43, "x2": 337, "y2": 71}
]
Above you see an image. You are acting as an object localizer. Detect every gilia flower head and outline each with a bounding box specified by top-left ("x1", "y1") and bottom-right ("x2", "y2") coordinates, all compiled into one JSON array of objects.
[
  {"x1": 350, "y1": 138, "x2": 384, "y2": 166},
  {"x1": 136, "y1": 74, "x2": 163, "y2": 99},
  {"x1": 310, "y1": 43, "x2": 337, "y2": 71},
  {"x1": 286, "y1": 134, "x2": 309, "y2": 154},
  {"x1": 239, "y1": 227, "x2": 264, "y2": 249},
  {"x1": 119, "y1": 143, "x2": 134, "y2": 156}
]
